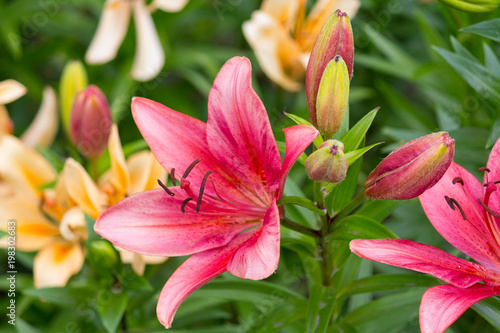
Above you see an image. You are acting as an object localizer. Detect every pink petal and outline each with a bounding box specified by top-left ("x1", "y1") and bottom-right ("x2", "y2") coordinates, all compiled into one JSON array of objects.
[
  {"x1": 227, "y1": 200, "x2": 280, "y2": 280},
  {"x1": 420, "y1": 284, "x2": 500, "y2": 333},
  {"x1": 156, "y1": 232, "x2": 252, "y2": 328},
  {"x1": 349, "y1": 239, "x2": 495, "y2": 288},
  {"x1": 278, "y1": 125, "x2": 319, "y2": 198},
  {"x1": 419, "y1": 162, "x2": 500, "y2": 270},
  {"x1": 487, "y1": 136, "x2": 500, "y2": 182},
  {"x1": 95, "y1": 189, "x2": 258, "y2": 257},
  {"x1": 131, "y1": 97, "x2": 254, "y2": 205},
  {"x1": 206, "y1": 57, "x2": 282, "y2": 206}
]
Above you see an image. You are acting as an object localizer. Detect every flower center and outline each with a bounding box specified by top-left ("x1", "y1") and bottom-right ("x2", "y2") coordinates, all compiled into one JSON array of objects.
[{"x1": 157, "y1": 158, "x2": 213, "y2": 214}]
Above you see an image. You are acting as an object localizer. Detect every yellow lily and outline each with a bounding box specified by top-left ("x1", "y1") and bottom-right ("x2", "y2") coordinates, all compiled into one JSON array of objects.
[{"x1": 243, "y1": 0, "x2": 360, "y2": 91}]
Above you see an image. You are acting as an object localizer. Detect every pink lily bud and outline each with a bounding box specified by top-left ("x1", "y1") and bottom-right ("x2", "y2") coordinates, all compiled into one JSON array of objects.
[
  {"x1": 365, "y1": 132, "x2": 455, "y2": 200},
  {"x1": 315, "y1": 56, "x2": 349, "y2": 138},
  {"x1": 70, "y1": 85, "x2": 112, "y2": 159},
  {"x1": 305, "y1": 139, "x2": 348, "y2": 183},
  {"x1": 306, "y1": 9, "x2": 354, "y2": 128}
]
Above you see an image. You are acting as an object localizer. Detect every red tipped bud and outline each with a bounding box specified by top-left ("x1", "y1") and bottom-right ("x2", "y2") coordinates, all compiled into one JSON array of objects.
[
  {"x1": 70, "y1": 85, "x2": 112, "y2": 159},
  {"x1": 305, "y1": 139, "x2": 348, "y2": 183},
  {"x1": 306, "y1": 9, "x2": 354, "y2": 127},
  {"x1": 365, "y1": 132, "x2": 455, "y2": 200}
]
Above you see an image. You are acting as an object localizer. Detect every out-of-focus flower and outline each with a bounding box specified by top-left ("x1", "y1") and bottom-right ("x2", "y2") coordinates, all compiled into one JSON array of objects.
[
  {"x1": 314, "y1": 55, "x2": 350, "y2": 137},
  {"x1": 60, "y1": 60, "x2": 88, "y2": 134},
  {"x1": 0, "y1": 80, "x2": 59, "y2": 148},
  {"x1": 243, "y1": 0, "x2": 359, "y2": 91},
  {"x1": 70, "y1": 85, "x2": 112, "y2": 159},
  {"x1": 305, "y1": 139, "x2": 348, "y2": 183},
  {"x1": 364, "y1": 132, "x2": 455, "y2": 200},
  {"x1": 85, "y1": 0, "x2": 188, "y2": 82},
  {"x1": 350, "y1": 136, "x2": 500, "y2": 333},
  {"x1": 95, "y1": 57, "x2": 319, "y2": 328}
]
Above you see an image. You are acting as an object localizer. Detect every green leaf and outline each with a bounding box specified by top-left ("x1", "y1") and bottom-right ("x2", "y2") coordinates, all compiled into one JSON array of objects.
[
  {"x1": 151, "y1": 327, "x2": 240, "y2": 333},
  {"x1": 337, "y1": 274, "x2": 438, "y2": 299},
  {"x1": 325, "y1": 155, "x2": 363, "y2": 214},
  {"x1": 461, "y1": 18, "x2": 500, "y2": 42},
  {"x1": 254, "y1": 300, "x2": 307, "y2": 333},
  {"x1": 278, "y1": 196, "x2": 326, "y2": 215},
  {"x1": 355, "y1": 199, "x2": 403, "y2": 222},
  {"x1": 341, "y1": 108, "x2": 379, "y2": 152},
  {"x1": 284, "y1": 112, "x2": 324, "y2": 148},
  {"x1": 472, "y1": 296, "x2": 500, "y2": 331},
  {"x1": 22, "y1": 287, "x2": 96, "y2": 305},
  {"x1": 342, "y1": 289, "x2": 426, "y2": 333},
  {"x1": 483, "y1": 42, "x2": 500, "y2": 79},
  {"x1": 487, "y1": 118, "x2": 500, "y2": 149},
  {"x1": 345, "y1": 142, "x2": 383, "y2": 166},
  {"x1": 329, "y1": 215, "x2": 398, "y2": 241},
  {"x1": 16, "y1": 318, "x2": 41, "y2": 333},
  {"x1": 306, "y1": 285, "x2": 336, "y2": 333},
  {"x1": 97, "y1": 289, "x2": 128, "y2": 333}
]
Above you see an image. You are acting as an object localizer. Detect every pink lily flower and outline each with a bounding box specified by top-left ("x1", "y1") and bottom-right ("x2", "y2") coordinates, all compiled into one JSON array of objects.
[
  {"x1": 95, "y1": 56, "x2": 319, "y2": 328},
  {"x1": 350, "y1": 136, "x2": 500, "y2": 333}
]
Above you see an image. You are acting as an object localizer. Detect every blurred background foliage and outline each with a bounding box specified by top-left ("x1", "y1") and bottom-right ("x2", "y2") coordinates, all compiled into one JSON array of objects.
[{"x1": 0, "y1": 0, "x2": 499, "y2": 332}]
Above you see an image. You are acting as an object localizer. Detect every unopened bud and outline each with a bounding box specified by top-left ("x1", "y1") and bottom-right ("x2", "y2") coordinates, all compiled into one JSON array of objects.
[
  {"x1": 316, "y1": 56, "x2": 349, "y2": 138},
  {"x1": 305, "y1": 140, "x2": 348, "y2": 183},
  {"x1": 70, "y1": 85, "x2": 112, "y2": 159},
  {"x1": 440, "y1": 0, "x2": 500, "y2": 12},
  {"x1": 365, "y1": 132, "x2": 455, "y2": 200},
  {"x1": 89, "y1": 240, "x2": 119, "y2": 270},
  {"x1": 306, "y1": 9, "x2": 354, "y2": 127},
  {"x1": 60, "y1": 60, "x2": 88, "y2": 135}
]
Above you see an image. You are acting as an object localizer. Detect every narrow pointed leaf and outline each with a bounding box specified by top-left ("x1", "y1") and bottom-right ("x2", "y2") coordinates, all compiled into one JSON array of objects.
[
  {"x1": 306, "y1": 285, "x2": 336, "y2": 333},
  {"x1": 341, "y1": 108, "x2": 378, "y2": 152},
  {"x1": 97, "y1": 289, "x2": 128, "y2": 333},
  {"x1": 460, "y1": 19, "x2": 500, "y2": 42},
  {"x1": 278, "y1": 196, "x2": 326, "y2": 215},
  {"x1": 329, "y1": 215, "x2": 398, "y2": 240}
]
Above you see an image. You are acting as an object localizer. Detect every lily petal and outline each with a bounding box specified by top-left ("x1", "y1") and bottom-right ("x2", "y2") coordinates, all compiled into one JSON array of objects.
[
  {"x1": 0, "y1": 105, "x2": 13, "y2": 136},
  {"x1": 487, "y1": 136, "x2": 500, "y2": 181},
  {"x1": 34, "y1": 242, "x2": 84, "y2": 288},
  {"x1": 85, "y1": 0, "x2": 131, "y2": 65},
  {"x1": 207, "y1": 56, "x2": 281, "y2": 205},
  {"x1": 150, "y1": 0, "x2": 189, "y2": 12},
  {"x1": 420, "y1": 284, "x2": 500, "y2": 333},
  {"x1": 21, "y1": 86, "x2": 59, "y2": 148},
  {"x1": 157, "y1": 231, "x2": 252, "y2": 328},
  {"x1": 278, "y1": 125, "x2": 319, "y2": 198},
  {"x1": 131, "y1": 97, "x2": 251, "y2": 204},
  {"x1": 127, "y1": 150, "x2": 166, "y2": 194},
  {"x1": 349, "y1": 239, "x2": 497, "y2": 288},
  {"x1": 261, "y1": 0, "x2": 299, "y2": 32},
  {"x1": 0, "y1": 79, "x2": 27, "y2": 105},
  {"x1": 61, "y1": 158, "x2": 107, "y2": 219},
  {"x1": 243, "y1": 11, "x2": 304, "y2": 91},
  {"x1": 131, "y1": 1, "x2": 165, "y2": 81},
  {"x1": 95, "y1": 189, "x2": 258, "y2": 257},
  {"x1": 420, "y1": 162, "x2": 500, "y2": 270},
  {"x1": 227, "y1": 200, "x2": 280, "y2": 279},
  {"x1": 118, "y1": 248, "x2": 166, "y2": 275}
]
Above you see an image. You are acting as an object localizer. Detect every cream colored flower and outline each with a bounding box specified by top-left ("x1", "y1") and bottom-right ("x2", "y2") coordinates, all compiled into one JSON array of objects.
[
  {"x1": 243, "y1": 0, "x2": 360, "y2": 91},
  {"x1": 85, "y1": 0, "x2": 188, "y2": 82}
]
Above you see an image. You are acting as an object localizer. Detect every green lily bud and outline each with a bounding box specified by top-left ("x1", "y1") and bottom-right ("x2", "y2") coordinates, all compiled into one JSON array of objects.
[
  {"x1": 439, "y1": 0, "x2": 500, "y2": 12},
  {"x1": 365, "y1": 132, "x2": 455, "y2": 200},
  {"x1": 316, "y1": 56, "x2": 350, "y2": 138},
  {"x1": 60, "y1": 60, "x2": 88, "y2": 135},
  {"x1": 70, "y1": 85, "x2": 112, "y2": 159},
  {"x1": 89, "y1": 240, "x2": 119, "y2": 273},
  {"x1": 305, "y1": 139, "x2": 348, "y2": 183}
]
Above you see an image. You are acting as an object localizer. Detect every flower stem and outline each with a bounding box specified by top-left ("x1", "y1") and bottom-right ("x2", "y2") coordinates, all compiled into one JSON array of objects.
[
  {"x1": 281, "y1": 217, "x2": 319, "y2": 238},
  {"x1": 332, "y1": 190, "x2": 367, "y2": 225}
]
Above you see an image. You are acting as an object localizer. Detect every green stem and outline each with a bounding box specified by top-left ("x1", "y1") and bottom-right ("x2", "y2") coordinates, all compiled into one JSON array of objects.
[
  {"x1": 319, "y1": 213, "x2": 333, "y2": 286},
  {"x1": 281, "y1": 217, "x2": 319, "y2": 238},
  {"x1": 332, "y1": 190, "x2": 367, "y2": 225}
]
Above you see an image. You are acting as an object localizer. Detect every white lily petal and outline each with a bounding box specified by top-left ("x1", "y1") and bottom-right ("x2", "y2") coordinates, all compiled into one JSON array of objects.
[
  {"x1": 59, "y1": 207, "x2": 87, "y2": 242},
  {"x1": 261, "y1": 0, "x2": 299, "y2": 32},
  {"x1": 0, "y1": 79, "x2": 27, "y2": 105},
  {"x1": 0, "y1": 105, "x2": 13, "y2": 136},
  {"x1": 150, "y1": 0, "x2": 189, "y2": 12},
  {"x1": 85, "y1": 0, "x2": 132, "y2": 65},
  {"x1": 131, "y1": 1, "x2": 165, "y2": 81},
  {"x1": 34, "y1": 242, "x2": 84, "y2": 288},
  {"x1": 21, "y1": 86, "x2": 59, "y2": 148}
]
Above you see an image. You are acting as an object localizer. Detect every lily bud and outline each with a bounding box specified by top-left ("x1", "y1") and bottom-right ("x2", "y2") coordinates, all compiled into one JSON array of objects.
[
  {"x1": 316, "y1": 56, "x2": 349, "y2": 138},
  {"x1": 440, "y1": 0, "x2": 500, "y2": 12},
  {"x1": 305, "y1": 139, "x2": 348, "y2": 183},
  {"x1": 365, "y1": 132, "x2": 455, "y2": 200},
  {"x1": 306, "y1": 9, "x2": 354, "y2": 127},
  {"x1": 70, "y1": 85, "x2": 112, "y2": 159},
  {"x1": 60, "y1": 60, "x2": 88, "y2": 135}
]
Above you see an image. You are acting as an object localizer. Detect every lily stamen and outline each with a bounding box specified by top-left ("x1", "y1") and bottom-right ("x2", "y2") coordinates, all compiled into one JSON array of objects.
[
  {"x1": 182, "y1": 158, "x2": 202, "y2": 179},
  {"x1": 444, "y1": 195, "x2": 467, "y2": 220},
  {"x1": 478, "y1": 198, "x2": 500, "y2": 217},
  {"x1": 158, "y1": 179, "x2": 174, "y2": 196},
  {"x1": 180, "y1": 197, "x2": 193, "y2": 214},
  {"x1": 170, "y1": 168, "x2": 177, "y2": 186},
  {"x1": 452, "y1": 177, "x2": 464, "y2": 186},
  {"x1": 197, "y1": 171, "x2": 213, "y2": 213}
]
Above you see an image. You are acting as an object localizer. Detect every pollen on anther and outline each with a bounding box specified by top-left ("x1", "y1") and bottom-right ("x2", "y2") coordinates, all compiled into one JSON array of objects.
[
  {"x1": 197, "y1": 171, "x2": 213, "y2": 213},
  {"x1": 479, "y1": 167, "x2": 491, "y2": 173},
  {"x1": 170, "y1": 168, "x2": 177, "y2": 186},
  {"x1": 452, "y1": 177, "x2": 464, "y2": 186},
  {"x1": 158, "y1": 179, "x2": 174, "y2": 196},
  {"x1": 183, "y1": 158, "x2": 202, "y2": 179},
  {"x1": 444, "y1": 196, "x2": 467, "y2": 220},
  {"x1": 181, "y1": 197, "x2": 193, "y2": 214}
]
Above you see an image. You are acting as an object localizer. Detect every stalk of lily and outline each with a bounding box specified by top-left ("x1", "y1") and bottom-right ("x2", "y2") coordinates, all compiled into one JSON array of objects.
[
  {"x1": 94, "y1": 56, "x2": 319, "y2": 328},
  {"x1": 350, "y1": 135, "x2": 500, "y2": 333}
]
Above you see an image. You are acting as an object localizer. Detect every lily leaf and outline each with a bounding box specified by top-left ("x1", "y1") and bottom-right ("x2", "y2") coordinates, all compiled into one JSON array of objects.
[
  {"x1": 329, "y1": 215, "x2": 398, "y2": 240},
  {"x1": 460, "y1": 18, "x2": 500, "y2": 42},
  {"x1": 341, "y1": 108, "x2": 379, "y2": 152},
  {"x1": 306, "y1": 285, "x2": 336, "y2": 333},
  {"x1": 284, "y1": 112, "x2": 324, "y2": 147},
  {"x1": 278, "y1": 196, "x2": 326, "y2": 215},
  {"x1": 345, "y1": 142, "x2": 383, "y2": 166},
  {"x1": 472, "y1": 296, "x2": 500, "y2": 331},
  {"x1": 97, "y1": 289, "x2": 128, "y2": 333}
]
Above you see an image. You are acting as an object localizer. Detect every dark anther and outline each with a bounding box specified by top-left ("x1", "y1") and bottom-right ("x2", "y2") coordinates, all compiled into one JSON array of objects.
[
  {"x1": 444, "y1": 196, "x2": 467, "y2": 220},
  {"x1": 478, "y1": 198, "x2": 500, "y2": 217},
  {"x1": 479, "y1": 167, "x2": 491, "y2": 173},
  {"x1": 181, "y1": 197, "x2": 193, "y2": 214},
  {"x1": 452, "y1": 177, "x2": 464, "y2": 186},
  {"x1": 197, "y1": 171, "x2": 213, "y2": 213},
  {"x1": 170, "y1": 168, "x2": 177, "y2": 186},
  {"x1": 182, "y1": 158, "x2": 202, "y2": 179},
  {"x1": 158, "y1": 179, "x2": 174, "y2": 196}
]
